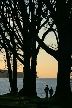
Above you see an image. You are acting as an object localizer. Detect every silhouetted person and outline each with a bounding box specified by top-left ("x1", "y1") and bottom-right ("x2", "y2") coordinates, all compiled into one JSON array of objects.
[
  {"x1": 49, "y1": 87, "x2": 53, "y2": 97},
  {"x1": 44, "y1": 85, "x2": 49, "y2": 98}
]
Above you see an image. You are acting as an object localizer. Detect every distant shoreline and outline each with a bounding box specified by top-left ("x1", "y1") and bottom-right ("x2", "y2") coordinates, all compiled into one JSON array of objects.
[{"x1": 0, "y1": 70, "x2": 39, "y2": 78}]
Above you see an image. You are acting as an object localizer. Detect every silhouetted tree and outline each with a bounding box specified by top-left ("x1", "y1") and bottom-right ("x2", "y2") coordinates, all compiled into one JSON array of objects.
[
  {"x1": 0, "y1": 1, "x2": 18, "y2": 93},
  {"x1": 0, "y1": 0, "x2": 59, "y2": 97},
  {"x1": 41, "y1": 0, "x2": 72, "y2": 97},
  {"x1": 0, "y1": 30, "x2": 13, "y2": 91}
]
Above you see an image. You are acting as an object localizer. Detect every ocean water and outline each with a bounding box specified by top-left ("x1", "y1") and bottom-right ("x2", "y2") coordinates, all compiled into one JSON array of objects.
[{"x1": 0, "y1": 78, "x2": 57, "y2": 98}]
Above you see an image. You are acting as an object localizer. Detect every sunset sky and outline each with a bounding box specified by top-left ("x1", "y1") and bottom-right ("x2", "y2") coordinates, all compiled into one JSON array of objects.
[
  {"x1": 0, "y1": 16, "x2": 58, "y2": 78},
  {"x1": 36, "y1": 28, "x2": 58, "y2": 78},
  {"x1": 0, "y1": 29, "x2": 58, "y2": 78}
]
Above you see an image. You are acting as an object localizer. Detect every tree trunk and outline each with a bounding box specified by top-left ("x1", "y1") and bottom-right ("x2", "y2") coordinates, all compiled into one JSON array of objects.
[
  {"x1": 23, "y1": 24, "x2": 31, "y2": 96},
  {"x1": 30, "y1": 46, "x2": 37, "y2": 96},
  {"x1": 23, "y1": 44, "x2": 31, "y2": 96},
  {"x1": 13, "y1": 51, "x2": 17, "y2": 93},
  {"x1": 56, "y1": 27, "x2": 71, "y2": 98},
  {"x1": 5, "y1": 50, "x2": 13, "y2": 91},
  {"x1": 28, "y1": 1, "x2": 37, "y2": 97},
  {"x1": 30, "y1": 30, "x2": 37, "y2": 96}
]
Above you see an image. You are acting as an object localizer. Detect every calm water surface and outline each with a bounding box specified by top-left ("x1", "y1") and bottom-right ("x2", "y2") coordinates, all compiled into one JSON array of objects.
[{"x1": 0, "y1": 78, "x2": 57, "y2": 98}]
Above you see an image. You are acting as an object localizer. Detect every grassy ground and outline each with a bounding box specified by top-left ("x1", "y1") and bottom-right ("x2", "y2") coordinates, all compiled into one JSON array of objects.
[{"x1": 0, "y1": 93, "x2": 72, "y2": 108}]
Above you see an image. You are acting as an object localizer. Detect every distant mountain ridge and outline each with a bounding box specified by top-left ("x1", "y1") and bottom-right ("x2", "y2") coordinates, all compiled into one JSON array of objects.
[{"x1": 0, "y1": 70, "x2": 23, "y2": 78}]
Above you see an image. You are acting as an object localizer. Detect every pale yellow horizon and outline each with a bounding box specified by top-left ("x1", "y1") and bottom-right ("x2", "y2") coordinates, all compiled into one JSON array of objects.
[{"x1": 0, "y1": 48, "x2": 58, "y2": 78}]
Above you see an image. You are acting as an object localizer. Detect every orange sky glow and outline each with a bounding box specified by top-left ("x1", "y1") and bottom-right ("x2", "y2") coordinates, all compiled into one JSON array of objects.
[{"x1": 0, "y1": 29, "x2": 58, "y2": 78}]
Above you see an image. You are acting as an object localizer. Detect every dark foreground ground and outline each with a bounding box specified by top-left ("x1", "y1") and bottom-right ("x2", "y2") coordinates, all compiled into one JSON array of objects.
[{"x1": 0, "y1": 93, "x2": 72, "y2": 108}]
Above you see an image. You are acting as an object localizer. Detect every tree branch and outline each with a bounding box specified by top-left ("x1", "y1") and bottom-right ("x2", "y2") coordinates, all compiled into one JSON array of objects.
[
  {"x1": 42, "y1": 0, "x2": 57, "y2": 24},
  {"x1": 36, "y1": 35, "x2": 58, "y2": 60}
]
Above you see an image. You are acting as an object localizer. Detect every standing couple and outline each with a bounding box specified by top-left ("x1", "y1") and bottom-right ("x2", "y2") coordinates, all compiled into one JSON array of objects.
[{"x1": 44, "y1": 85, "x2": 53, "y2": 98}]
